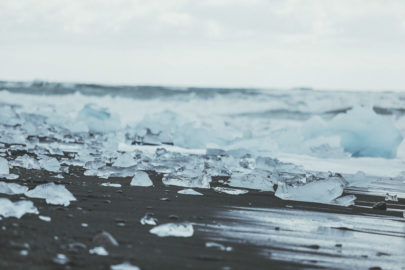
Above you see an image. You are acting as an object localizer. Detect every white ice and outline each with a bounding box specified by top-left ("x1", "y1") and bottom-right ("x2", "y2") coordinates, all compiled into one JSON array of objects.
[
  {"x1": 213, "y1": 187, "x2": 249, "y2": 195},
  {"x1": 25, "y1": 182, "x2": 76, "y2": 206},
  {"x1": 130, "y1": 171, "x2": 153, "y2": 187},
  {"x1": 149, "y1": 223, "x2": 194, "y2": 237},
  {"x1": 140, "y1": 214, "x2": 158, "y2": 225},
  {"x1": 101, "y1": 182, "x2": 122, "y2": 188},
  {"x1": 0, "y1": 181, "x2": 28, "y2": 195},
  {"x1": 0, "y1": 198, "x2": 38, "y2": 218},
  {"x1": 0, "y1": 157, "x2": 9, "y2": 174},
  {"x1": 177, "y1": 189, "x2": 203, "y2": 195},
  {"x1": 110, "y1": 262, "x2": 140, "y2": 270},
  {"x1": 39, "y1": 215, "x2": 51, "y2": 222},
  {"x1": 275, "y1": 176, "x2": 346, "y2": 204},
  {"x1": 89, "y1": 246, "x2": 109, "y2": 256}
]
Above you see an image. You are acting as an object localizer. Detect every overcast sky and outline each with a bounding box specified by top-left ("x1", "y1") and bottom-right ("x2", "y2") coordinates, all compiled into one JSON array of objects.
[{"x1": 1, "y1": 0, "x2": 405, "y2": 90}]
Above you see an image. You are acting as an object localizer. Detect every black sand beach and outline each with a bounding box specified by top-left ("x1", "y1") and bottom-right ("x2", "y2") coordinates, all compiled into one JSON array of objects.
[{"x1": 1, "y1": 162, "x2": 404, "y2": 270}]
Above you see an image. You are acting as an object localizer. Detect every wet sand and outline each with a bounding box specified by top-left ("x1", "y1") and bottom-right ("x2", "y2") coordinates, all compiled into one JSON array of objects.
[{"x1": 1, "y1": 165, "x2": 404, "y2": 270}]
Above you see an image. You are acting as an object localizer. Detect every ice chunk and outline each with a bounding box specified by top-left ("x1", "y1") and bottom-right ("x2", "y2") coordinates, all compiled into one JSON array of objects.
[
  {"x1": 39, "y1": 215, "x2": 51, "y2": 222},
  {"x1": 39, "y1": 156, "x2": 60, "y2": 172},
  {"x1": 162, "y1": 174, "x2": 211, "y2": 189},
  {"x1": 12, "y1": 155, "x2": 41, "y2": 170},
  {"x1": 113, "y1": 152, "x2": 137, "y2": 168},
  {"x1": 0, "y1": 182, "x2": 29, "y2": 195},
  {"x1": 101, "y1": 182, "x2": 122, "y2": 188},
  {"x1": 89, "y1": 246, "x2": 109, "y2": 256},
  {"x1": 53, "y1": 254, "x2": 68, "y2": 265},
  {"x1": 130, "y1": 171, "x2": 153, "y2": 187},
  {"x1": 228, "y1": 171, "x2": 274, "y2": 191},
  {"x1": 25, "y1": 182, "x2": 76, "y2": 206},
  {"x1": 331, "y1": 195, "x2": 357, "y2": 207},
  {"x1": 275, "y1": 175, "x2": 346, "y2": 204},
  {"x1": 213, "y1": 187, "x2": 248, "y2": 195},
  {"x1": 0, "y1": 198, "x2": 38, "y2": 218},
  {"x1": 149, "y1": 223, "x2": 194, "y2": 237},
  {"x1": 140, "y1": 214, "x2": 158, "y2": 225},
  {"x1": 385, "y1": 193, "x2": 398, "y2": 202},
  {"x1": 77, "y1": 104, "x2": 121, "y2": 133},
  {"x1": 177, "y1": 189, "x2": 203, "y2": 195},
  {"x1": 205, "y1": 242, "x2": 233, "y2": 252},
  {"x1": 0, "y1": 157, "x2": 9, "y2": 174},
  {"x1": 110, "y1": 262, "x2": 140, "y2": 270}
]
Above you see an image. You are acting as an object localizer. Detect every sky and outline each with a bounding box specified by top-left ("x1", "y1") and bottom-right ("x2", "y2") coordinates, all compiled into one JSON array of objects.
[{"x1": 1, "y1": 0, "x2": 405, "y2": 91}]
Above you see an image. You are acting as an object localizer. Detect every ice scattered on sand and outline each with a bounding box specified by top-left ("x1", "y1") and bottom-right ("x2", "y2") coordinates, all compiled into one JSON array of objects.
[
  {"x1": 331, "y1": 195, "x2": 357, "y2": 207},
  {"x1": 81, "y1": 223, "x2": 88, "y2": 227},
  {"x1": 53, "y1": 254, "x2": 68, "y2": 265},
  {"x1": 275, "y1": 175, "x2": 346, "y2": 204},
  {"x1": 89, "y1": 246, "x2": 109, "y2": 256},
  {"x1": 0, "y1": 198, "x2": 38, "y2": 218},
  {"x1": 140, "y1": 214, "x2": 158, "y2": 225},
  {"x1": 101, "y1": 182, "x2": 122, "y2": 188},
  {"x1": 150, "y1": 223, "x2": 194, "y2": 237},
  {"x1": 39, "y1": 215, "x2": 51, "y2": 222},
  {"x1": 0, "y1": 182, "x2": 29, "y2": 195},
  {"x1": 110, "y1": 262, "x2": 140, "y2": 270},
  {"x1": 0, "y1": 157, "x2": 10, "y2": 174},
  {"x1": 213, "y1": 187, "x2": 249, "y2": 195},
  {"x1": 205, "y1": 242, "x2": 233, "y2": 252},
  {"x1": 385, "y1": 193, "x2": 398, "y2": 202},
  {"x1": 130, "y1": 171, "x2": 153, "y2": 187},
  {"x1": 20, "y1": 250, "x2": 28, "y2": 256},
  {"x1": 177, "y1": 188, "x2": 203, "y2": 195},
  {"x1": 39, "y1": 156, "x2": 60, "y2": 172},
  {"x1": 25, "y1": 182, "x2": 76, "y2": 206}
]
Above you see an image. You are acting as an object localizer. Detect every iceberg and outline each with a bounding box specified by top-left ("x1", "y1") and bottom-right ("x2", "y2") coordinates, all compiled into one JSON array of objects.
[
  {"x1": 0, "y1": 198, "x2": 38, "y2": 218},
  {"x1": 149, "y1": 223, "x2": 194, "y2": 237},
  {"x1": 130, "y1": 171, "x2": 153, "y2": 187},
  {"x1": 25, "y1": 182, "x2": 76, "y2": 206}
]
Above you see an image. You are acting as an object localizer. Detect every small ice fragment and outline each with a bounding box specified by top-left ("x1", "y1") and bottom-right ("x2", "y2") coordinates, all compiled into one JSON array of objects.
[
  {"x1": 205, "y1": 242, "x2": 233, "y2": 252},
  {"x1": 0, "y1": 198, "x2": 38, "y2": 218},
  {"x1": 39, "y1": 215, "x2": 51, "y2": 222},
  {"x1": 150, "y1": 223, "x2": 194, "y2": 237},
  {"x1": 25, "y1": 182, "x2": 76, "y2": 206},
  {"x1": 101, "y1": 182, "x2": 122, "y2": 188},
  {"x1": 275, "y1": 176, "x2": 346, "y2": 204},
  {"x1": 0, "y1": 157, "x2": 10, "y2": 174},
  {"x1": 213, "y1": 187, "x2": 248, "y2": 195},
  {"x1": 140, "y1": 214, "x2": 158, "y2": 225},
  {"x1": 130, "y1": 171, "x2": 153, "y2": 187},
  {"x1": 81, "y1": 223, "x2": 88, "y2": 227},
  {"x1": 53, "y1": 254, "x2": 68, "y2": 265},
  {"x1": 177, "y1": 189, "x2": 203, "y2": 196},
  {"x1": 20, "y1": 250, "x2": 28, "y2": 256},
  {"x1": 39, "y1": 156, "x2": 60, "y2": 172},
  {"x1": 89, "y1": 246, "x2": 109, "y2": 256},
  {"x1": 0, "y1": 182, "x2": 29, "y2": 195},
  {"x1": 110, "y1": 262, "x2": 140, "y2": 270},
  {"x1": 331, "y1": 195, "x2": 357, "y2": 207},
  {"x1": 385, "y1": 193, "x2": 398, "y2": 202}
]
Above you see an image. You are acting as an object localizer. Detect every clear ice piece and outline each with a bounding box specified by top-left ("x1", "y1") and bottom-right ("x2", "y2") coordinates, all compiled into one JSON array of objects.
[
  {"x1": 25, "y1": 182, "x2": 76, "y2": 206},
  {"x1": 130, "y1": 171, "x2": 153, "y2": 187},
  {"x1": 0, "y1": 198, "x2": 38, "y2": 218},
  {"x1": 177, "y1": 189, "x2": 203, "y2": 196},
  {"x1": 149, "y1": 223, "x2": 194, "y2": 237}
]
